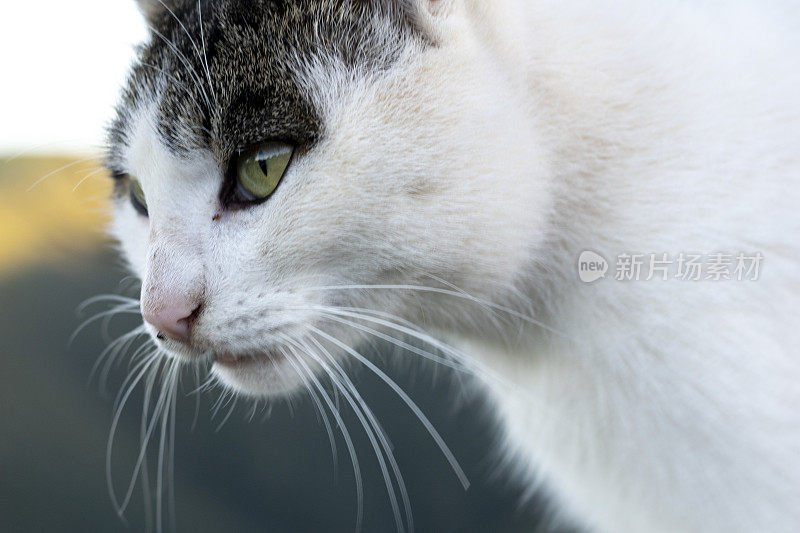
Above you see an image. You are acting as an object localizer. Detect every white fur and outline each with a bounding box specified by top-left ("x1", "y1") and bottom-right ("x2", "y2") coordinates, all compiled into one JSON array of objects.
[{"x1": 112, "y1": 1, "x2": 800, "y2": 531}]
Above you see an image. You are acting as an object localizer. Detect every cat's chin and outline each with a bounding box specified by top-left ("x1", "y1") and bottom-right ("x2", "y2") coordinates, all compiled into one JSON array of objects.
[{"x1": 210, "y1": 350, "x2": 306, "y2": 397}]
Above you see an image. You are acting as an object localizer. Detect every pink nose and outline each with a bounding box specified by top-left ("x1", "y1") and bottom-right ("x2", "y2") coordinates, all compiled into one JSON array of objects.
[{"x1": 141, "y1": 297, "x2": 199, "y2": 344}]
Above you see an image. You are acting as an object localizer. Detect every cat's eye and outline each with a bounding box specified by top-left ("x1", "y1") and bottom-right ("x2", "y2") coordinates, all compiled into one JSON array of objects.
[
  {"x1": 129, "y1": 177, "x2": 148, "y2": 216},
  {"x1": 235, "y1": 141, "x2": 295, "y2": 201}
]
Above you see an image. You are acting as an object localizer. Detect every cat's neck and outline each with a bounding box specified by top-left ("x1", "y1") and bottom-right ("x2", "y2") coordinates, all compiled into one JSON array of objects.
[{"x1": 448, "y1": 0, "x2": 797, "y2": 350}]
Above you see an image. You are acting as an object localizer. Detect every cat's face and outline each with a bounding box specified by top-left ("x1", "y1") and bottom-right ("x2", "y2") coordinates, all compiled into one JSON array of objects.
[{"x1": 107, "y1": 0, "x2": 551, "y2": 396}]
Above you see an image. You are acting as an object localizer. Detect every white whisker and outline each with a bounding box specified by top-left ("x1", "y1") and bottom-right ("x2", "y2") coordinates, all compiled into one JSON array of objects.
[
  {"x1": 113, "y1": 358, "x2": 174, "y2": 516},
  {"x1": 276, "y1": 340, "x2": 338, "y2": 475},
  {"x1": 302, "y1": 305, "x2": 520, "y2": 394},
  {"x1": 190, "y1": 365, "x2": 202, "y2": 432},
  {"x1": 308, "y1": 325, "x2": 470, "y2": 492},
  {"x1": 283, "y1": 337, "x2": 365, "y2": 532},
  {"x1": 139, "y1": 367, "x2": 156, "y2": 533},
  {"x1": 26, "y1": 156, "x2": 101, "y2": 192},
  {"x1": 146, "y1": 24, "x2": 213, "y2": 112},
  {"x1": 106, "y1": 354, "x2": 161, "y2": 516},
  {"x1": 72, "y1": 166, "x2": 107, "y2": 192},
  {"x1": 78, "y1": 294, "x2": 140, "y2": 314},
  {"x1": 89, "y1": 325, "x2": 148, "y2": 384},
  {"x1": 71, "y1": 303, "x2": 141, "y2": 346},
  {"x1": 214, "y1": 395, "x2": 238, "y2": 433},
  {"x1": 303, "y1": 283, "x2": 573, "y2": 341},
  {"x1": 196, "y1": 0, "x2": 216, "y2": 103},
  {"x1": 302, "y1": 332, "x2": 413, "y2": 533},
  {"x1": 156, "y1": 0, "x2": 216, "y2": 104},
  {"x1": 155, "y1": 362, "x2": 177, "y2": 533}
]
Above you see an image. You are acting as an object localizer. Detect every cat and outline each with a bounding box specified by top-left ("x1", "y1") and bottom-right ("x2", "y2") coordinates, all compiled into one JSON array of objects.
[{"x1": 104, "y1": 0, "x2": 800, "y2": 531}]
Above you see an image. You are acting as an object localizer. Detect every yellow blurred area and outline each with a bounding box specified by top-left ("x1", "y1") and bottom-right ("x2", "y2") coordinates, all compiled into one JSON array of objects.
[{"x1": 0, "y1": 156, "x2": 112, "y2": 277}]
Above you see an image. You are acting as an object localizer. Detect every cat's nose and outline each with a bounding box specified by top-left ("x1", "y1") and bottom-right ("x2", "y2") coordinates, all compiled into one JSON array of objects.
[{"x1": 141, "y1": 296, "x2": 200, "y2": 344}]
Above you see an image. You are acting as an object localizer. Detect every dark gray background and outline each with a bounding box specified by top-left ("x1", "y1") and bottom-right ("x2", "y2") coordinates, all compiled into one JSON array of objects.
[{"x1": 0, "y1": 249, "x2": 567, "y2": 532}]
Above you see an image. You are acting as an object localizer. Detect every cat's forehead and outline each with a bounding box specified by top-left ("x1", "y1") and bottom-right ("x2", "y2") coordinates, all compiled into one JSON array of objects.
[{"x1": 107, "y1": 0, "x2": 423, "y2": 171}]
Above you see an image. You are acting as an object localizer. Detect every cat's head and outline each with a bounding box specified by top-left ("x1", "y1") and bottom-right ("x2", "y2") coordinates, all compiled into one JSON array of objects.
[{"x1": 106, "y1": 0, "x2": 551, "y2": 396}]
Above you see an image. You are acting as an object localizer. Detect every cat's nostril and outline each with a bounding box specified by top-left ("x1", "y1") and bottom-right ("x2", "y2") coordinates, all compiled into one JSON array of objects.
[{"x1": 142, "y1": 300, "x2": 201, "y2": 345}]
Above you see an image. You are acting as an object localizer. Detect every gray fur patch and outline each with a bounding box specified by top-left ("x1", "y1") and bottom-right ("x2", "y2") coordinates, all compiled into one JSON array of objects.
[{"x1": 107, "y1": 0, "x2": 427, "y2": 175}]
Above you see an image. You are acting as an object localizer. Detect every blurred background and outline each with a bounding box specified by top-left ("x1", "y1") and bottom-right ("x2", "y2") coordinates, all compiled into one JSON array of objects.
[{"x1": 0, "y1": 2, "x2": 558, "y2": 532}]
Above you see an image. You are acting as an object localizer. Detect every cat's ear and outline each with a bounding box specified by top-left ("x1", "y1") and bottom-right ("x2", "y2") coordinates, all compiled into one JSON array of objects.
[{"x1": 136, "y1": 0, "x2": 183, "y2": 26}]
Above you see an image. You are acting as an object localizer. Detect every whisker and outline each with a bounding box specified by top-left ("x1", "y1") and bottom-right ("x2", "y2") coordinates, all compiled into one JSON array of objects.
[
  {"x1": 301, "y1": 305, "x2": 520, "y2": 394},
  {"x1": 145, "y1": 24, "x2": 213, "y2": 112},
  {"x1": 282, "y1": 336, "x2": 365, "y2": 532},
  {"x1": 302, "y1": 283, "x2": 573, "y2": 341},
  {"x1": 276, "y1": 339, "x2": 338, "y2": 474},
  {"x1": 308, "y1": 325, "x2": 470, "y2": 492},
  {"x1": 114, "y1": 358, "x2": 175, "y2": 516},
  {"x1": 277, "y1": 342, "x2": 339, "y2": 481},
  {"x1": 321, "y1": 311, "x2": 468, "y2": 373},
  {"x1": 71, "y1": 303, "x2": 141, "y2": 346},
  {"x1": 196, "y1": 0, "x2": 216, "y2": 103},
  {"x1": 72, "y1": 167, "x2": 108, "y2": 192},
  {"x1": 155, "y1": 363, "x2": 177, "y2": 533},
  {"x1": 1, "y1": 142, "x2": 96, "y2": 165},
  {"x1": 156, "y1": 0, "x2": 216, "y2": 104},
  {"x1": 139, "y1": 357, "x2": 160, "y2": 533},
  {"x1": 190, "y1": 365, "x2": 202, "y2": 432},
  {"x1": 107, "y1": 354, "x2": 162, "y2": 516},
  {"x1": 210, "y1": 386, "x2": 232, "y2": 421},
  {"x1": 248, "y1": 399, "x2": 260, "y2": 423},
  {"x1": 89, "y1": 325, "x2": 148, "y2": 389},
  {"x1": 302, "y1": 332, "x2": 412, "y2": 533},
  {"x1": 189, "y1": 372, "x2": 216, "y2": 396},
  {"x1": 78, "y1": 294, "x2": 139, "y2": 314},
  {"x1": 26, "y1": 156, "x2": 102, "y2": 192},
  {"x1": 111, "y1": 347, "x2": 159, "y2": 414},
  {"x1": 168, "y1": 368, "x2": 178, "y2": 533},
  {"x1": 306, "y1": 307, "x2": 568, "y2": 430},
  {"x1": 214, "y1": 395, "x2": 238, "y2": 433}
]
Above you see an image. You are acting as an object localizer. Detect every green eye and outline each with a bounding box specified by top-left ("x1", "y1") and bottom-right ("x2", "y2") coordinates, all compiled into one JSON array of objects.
[
  {"x1": 236, "y1": 141, "x2": 295, "y2": 200},
  {"x1": 129, "y1": 177, "x2": 148, "y2": 215}
]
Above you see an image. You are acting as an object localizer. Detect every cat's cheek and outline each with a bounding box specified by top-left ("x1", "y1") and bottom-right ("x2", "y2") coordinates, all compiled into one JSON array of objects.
[{"x1": 110, "y1": 201, "x2": 150, "y2": 280}]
